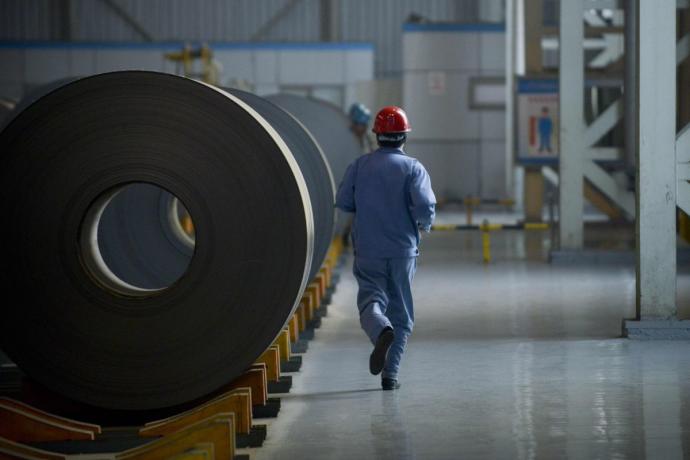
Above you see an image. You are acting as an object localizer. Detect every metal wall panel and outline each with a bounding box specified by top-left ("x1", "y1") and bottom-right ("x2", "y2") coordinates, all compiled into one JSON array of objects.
[
  {"x1": 255, "y1": 50, "x2": 279, "y2": 83},
  {"x1": 408, "y1": 141, "x2": 482, "y2": 199},
  {"x1": 0, "y1": 49, "x2": 24, "y2": 82},
  {"x1": 403, "y1": 25, "x2": 506, "y2": 199},
  {"x1": 0, "y1": 0, "x2": 62, "y2": 40},
  {"x1": 94, "y1": 49, "x2": 166, "y2": 73},
  {"x1": 403, "y1": 31, "x2": 480, "y2": 71},
  {"x1": 479, "y1": 32, "x2": 505, "y2": 71},
  {"x1": 344, "y1": 50, "x2": 374, "y2": 81},
  {"x1": 479, "y1": 140, "x2": 506, "y2": 198},
  {"x1": 68, "y1": 49, "x2": 97, "y2": 76},
  {"x1": 0, "y1": 0, "x2": 503, "y2": 76},
  {"x1": 214, "y1": 50, "x2": 254, "y2": 81},
  {"x1": 404, "y1": 71, "x2": 480, "y2": 140},
  {"x1": 279, "y1": 50, "x2": 345, "y2": 84},
  {"x1": 0, "y1": 44, "x2": 373, "y2": 110},
  {"x1": 25, "y1": 49, "x2": 71, "y2": 83},
  {"x1": 480, "y1": 111, "x2": 506, "y2": 141},
  {"x1": 340, "y1": 0, "x2": 485, "y2": 76}
]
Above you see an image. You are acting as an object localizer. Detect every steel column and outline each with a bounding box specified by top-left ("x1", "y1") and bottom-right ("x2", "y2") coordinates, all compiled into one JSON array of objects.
[
  {"x1": 624, "y1": 0, "x2": 637, "y2": 176},
  {"x1": 506, "y1": 0, "x2": 516, "y2": 201},
  {"x1": 636, "y1": 0, "x2": 677, "y2": 319},
  {"x1": 558, "y1": 0, "x2": 585, "y2": 249}
]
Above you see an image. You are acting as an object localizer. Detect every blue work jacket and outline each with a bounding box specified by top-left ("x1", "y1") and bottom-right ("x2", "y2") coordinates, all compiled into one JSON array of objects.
[{"x1": 335, "y1": 147, "x2": 436, "y2": 258}]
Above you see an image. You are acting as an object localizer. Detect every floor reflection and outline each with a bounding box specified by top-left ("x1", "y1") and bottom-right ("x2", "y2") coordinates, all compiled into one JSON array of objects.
[{"x1": 253, "y1": 229, "x2": 690, "y2": 460}]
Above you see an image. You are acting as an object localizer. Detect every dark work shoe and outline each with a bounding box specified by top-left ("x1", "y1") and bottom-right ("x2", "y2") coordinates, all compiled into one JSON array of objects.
[
  {"x1": 381, "y1": 378, "x2": 401, "y2": 390},
  {"x1": 369, "y1": 327, "x2": 394, "y2": 375}
]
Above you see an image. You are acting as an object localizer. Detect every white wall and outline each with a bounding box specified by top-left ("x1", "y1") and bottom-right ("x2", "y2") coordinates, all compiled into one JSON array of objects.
[
  {"x1": 402, "y1": 24, "x2": 507, "y2": 200},
  {"x1": 0, "y1": 42, "x2": 375, "y2": 111}
]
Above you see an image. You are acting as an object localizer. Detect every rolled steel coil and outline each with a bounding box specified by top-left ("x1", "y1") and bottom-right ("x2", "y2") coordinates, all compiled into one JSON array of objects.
[
  {"x1": 0, "y1": 71, "x2": 320, "y2": 410},
  {"x1": 265, "y1": 94, "x2": 360, "y2": 235},
  {"x1": 226, "y1": 89, "x2": 335, "y2": 282},
  {"x1": 96, "y1": 89, "x2": 336, "y2": 288},
  {"x1": 0, "y1": 98, "x2": 16, "y2": 126}
]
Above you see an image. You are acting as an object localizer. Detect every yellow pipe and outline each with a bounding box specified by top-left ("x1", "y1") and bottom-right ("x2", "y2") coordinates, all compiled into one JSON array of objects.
[
  {"x1": 431, "y1": 224, "x2": 457, "y2": 231},
  {"x1": 524, "y1": 223, "x2": 549, "y2": 231}
]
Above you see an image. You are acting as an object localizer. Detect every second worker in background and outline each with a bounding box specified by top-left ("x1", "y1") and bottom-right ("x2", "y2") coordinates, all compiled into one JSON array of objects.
[{"x1": 335, "y1": 106, "x2": 436, "y2": 391}]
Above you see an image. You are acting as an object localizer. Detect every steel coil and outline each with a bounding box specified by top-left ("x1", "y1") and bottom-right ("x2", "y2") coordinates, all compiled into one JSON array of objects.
[
  {"x1": 0, "y1": 71, "x2": 314, "y2": 410},
  {"x1": 265, "y1": 94, "x2": 360, "y2": 235},
  {"x1": 0, "y1": 98, "x2": 16, "y2": 126}
]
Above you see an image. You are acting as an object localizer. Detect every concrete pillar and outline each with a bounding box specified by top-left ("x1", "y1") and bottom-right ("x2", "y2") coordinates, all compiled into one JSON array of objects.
[
  {"x1": 635, "y1": 0, "x2": 677, "y2": 320},
  {"x1": 558, "y1": 0, "x2": 585, "y2": 249}
]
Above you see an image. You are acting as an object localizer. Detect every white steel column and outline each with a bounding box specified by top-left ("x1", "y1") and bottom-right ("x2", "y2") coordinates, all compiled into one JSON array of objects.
[
  {"x1": 505, "y1": 0, "x2": 516, "y2": 199},
  {"x1": 636, "y1": 0, "x2": 677, "y2": 319},
  {"x1": 558, "y1": 0, "x2": 585, "y2": 249}
]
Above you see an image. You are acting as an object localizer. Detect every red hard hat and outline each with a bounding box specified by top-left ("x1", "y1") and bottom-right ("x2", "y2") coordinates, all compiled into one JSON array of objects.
[{"x1": 372, "y1": 106, "x2": 411, "y2": 134}]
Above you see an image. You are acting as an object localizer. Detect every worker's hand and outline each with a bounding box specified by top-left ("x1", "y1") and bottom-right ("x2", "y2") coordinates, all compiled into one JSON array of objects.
[{"x1": 418, "y1": 223, "x2": 431, "y2": 233}]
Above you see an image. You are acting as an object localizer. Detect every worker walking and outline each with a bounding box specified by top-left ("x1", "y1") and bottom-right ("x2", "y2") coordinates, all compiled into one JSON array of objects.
[
  {"x1": 336, "y1": 106, "x2": 436, "y2": 390},
  {"x1": 348, "y1": 102, "x2": 376, "y2": 153}
]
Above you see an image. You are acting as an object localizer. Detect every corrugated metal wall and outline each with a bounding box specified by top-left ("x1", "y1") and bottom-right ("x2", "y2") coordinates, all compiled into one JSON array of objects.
[
  {"x1": 339, "y1": 0, "x2": 482, "y2": 76},
  {"x1": 0, "y1": 0, "x2": 502, "y2": 76}
]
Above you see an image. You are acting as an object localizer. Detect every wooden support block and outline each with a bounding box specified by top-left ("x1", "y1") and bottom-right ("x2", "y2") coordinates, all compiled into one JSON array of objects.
[
  {"x1": 0, "y1": 397, "x2": 101, "y2": 436},
  {"x1": 301, "y1": 296, "x2": 314, "y2": 322},
  {"x1": 316, "y1": 271, "x2": 327, "y2": 298},
  {"x1": 255, "y1": 347, "x2": 280, "y2": 383},
  {"x1": 118, "y1": 414, "x2": 235, "y2": 460},
  {"x1": 306, "y1": 297, "x2": 315, "y2": 321},
  {"x1": 0, "y1": 436, "x2": 65, "y2": 459},
  {"x1": 0, "y1": 403, "x2": 96, "y2": 443},
  {"x1": 224, "y1": 366, "x2": 267, "y2": 407},
  {"x1": 308, "y1": 283, "x2": 321, "y2": 309},
  {"x1": 272, "y1": 329, "x2": 291, "y2": 362},
  {"x1": 140, "y1": 389, "x2": 252, "y2": 436},
  {"x1": 168, "y1": 444, "x2": 213, "y2": 460},
  {"x1": 326, "y1": 241, "x2": 340, "y2": 268},
  {"x1": 322, "y1": 265, "x2": 331, "y2": 288},
  {"x1": 288, "y1": 315, "x2": 299, "y2": 343},
  {"x1": 296, "y1": 301, "x2": 307, "y2": 332},
  {"x1": 332, "y1": 238, "x2": 343, "y2": 258},
  {"x1": 0, "y1": 410, "x2": 237, "y2": 460}
]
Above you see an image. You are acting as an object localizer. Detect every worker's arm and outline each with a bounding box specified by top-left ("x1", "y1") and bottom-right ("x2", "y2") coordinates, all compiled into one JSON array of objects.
[
  {"x1": 335, "y1": 161, "x2": 357, "y2": 212},
  {"x1": 409, "y1": 162, "x2": 436, "y2": 232}
]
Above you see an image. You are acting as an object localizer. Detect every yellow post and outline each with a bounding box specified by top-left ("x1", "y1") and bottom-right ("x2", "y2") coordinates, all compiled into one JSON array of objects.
[
  {"x1": 481, "y1": 219, "x2": 491, "y2": 264},
  {"x1": 464, "y1": 196, "x2": 474, "y2": 226}
]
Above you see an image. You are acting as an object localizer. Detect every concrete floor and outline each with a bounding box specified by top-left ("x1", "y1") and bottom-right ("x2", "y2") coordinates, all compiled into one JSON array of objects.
[{"x1": 251, "y1": 229, "x2": 690, "y2": 460}]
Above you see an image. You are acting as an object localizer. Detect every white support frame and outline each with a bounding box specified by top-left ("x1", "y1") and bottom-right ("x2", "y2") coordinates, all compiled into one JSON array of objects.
[
  {"x1": 559, "y1": 0, "x2": 586, "y2": 249},
  {"x1": 636, "y1": 0, "x2": 677, "y2": 319},
  {"x1": 559, "y1": 0, "x2": 635, "y2": 250},
  {"x1": 677, "y1": 116, "x2": 690, "y2": 214},
  {"x1": 676, "y1": 1, "x2": 690, "y2": 217}
]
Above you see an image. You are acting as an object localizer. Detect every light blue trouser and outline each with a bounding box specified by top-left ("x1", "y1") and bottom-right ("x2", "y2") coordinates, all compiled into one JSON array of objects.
[{"x1": 353, "y1": 256, "x2": 417, "y2": 380}]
